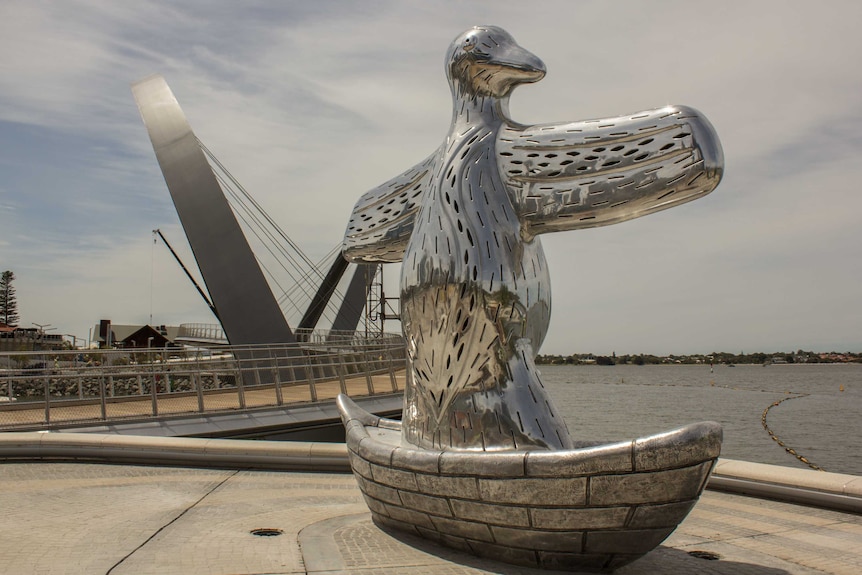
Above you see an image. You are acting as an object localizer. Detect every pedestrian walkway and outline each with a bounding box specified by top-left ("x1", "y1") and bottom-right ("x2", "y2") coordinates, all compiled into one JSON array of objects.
[
  {"x1": 1, "y1": 372, "x2": 405, "y2": 430},
  {"x1": 1, "y1": 461, "x2": 859, "y2": 574}
]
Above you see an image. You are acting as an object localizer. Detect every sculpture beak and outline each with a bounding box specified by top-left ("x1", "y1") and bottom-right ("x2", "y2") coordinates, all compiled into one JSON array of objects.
[{"x1": 490, "y1": 43, "x2": 546, "y2": 83}]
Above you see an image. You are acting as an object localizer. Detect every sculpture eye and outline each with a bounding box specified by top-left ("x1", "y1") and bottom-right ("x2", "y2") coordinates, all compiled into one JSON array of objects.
[{"x1": 463, "y1": 36, "x2": 476, "y2": 51}]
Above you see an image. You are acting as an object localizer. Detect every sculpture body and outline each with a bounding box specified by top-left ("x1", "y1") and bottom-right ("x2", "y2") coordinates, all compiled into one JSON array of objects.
[
  {"x1": 399, "y1": 67, "x2": 569, "y2": 450},
  {"x1": 340, "y1": 25, "x2": 724, "y2": 571}
]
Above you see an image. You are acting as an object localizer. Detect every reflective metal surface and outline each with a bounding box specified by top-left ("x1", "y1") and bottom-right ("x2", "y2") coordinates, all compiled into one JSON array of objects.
[
  {"x1": 343, "y1": 26, "x2": 723, "y2": 451},
  {"x1": 132, "y1": 75, "x2": 296, "y2": 347}
]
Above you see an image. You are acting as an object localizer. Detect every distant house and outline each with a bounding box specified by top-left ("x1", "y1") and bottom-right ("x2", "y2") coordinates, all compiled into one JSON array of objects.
[
  {"x1": 93, "y1": 320, "x2": 180, "y2": 349},
  {"x1": 818, "y1": 353, "x2": 850, "y2": 363}
]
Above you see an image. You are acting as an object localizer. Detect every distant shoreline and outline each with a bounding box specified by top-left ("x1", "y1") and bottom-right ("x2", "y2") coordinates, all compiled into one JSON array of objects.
[
  {"x1": 536, "y1": 361, "x2": 861, "y2": 366},
  {"x1": 536, "y1": 351, "x2": 862, "y2": 366}
]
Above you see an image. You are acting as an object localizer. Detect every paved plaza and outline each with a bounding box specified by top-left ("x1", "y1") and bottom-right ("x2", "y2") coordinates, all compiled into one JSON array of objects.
[{"x1": 1, "y1": 461, "x2": 859, "y2": 574}]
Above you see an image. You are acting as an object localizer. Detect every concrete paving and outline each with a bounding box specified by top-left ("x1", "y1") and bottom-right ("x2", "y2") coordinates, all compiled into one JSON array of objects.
[{"x1": 1, "y1": 461, "x2": 859, "y2": 574}]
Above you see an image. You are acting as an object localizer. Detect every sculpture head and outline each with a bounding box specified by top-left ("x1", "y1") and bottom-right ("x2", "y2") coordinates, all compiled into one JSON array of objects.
[{"x1": 447, "y1": 26, "x2": 546, "y2": 99}]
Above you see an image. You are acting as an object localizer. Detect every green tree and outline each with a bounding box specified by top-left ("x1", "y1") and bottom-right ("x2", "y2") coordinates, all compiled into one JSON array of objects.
[{"x1": 0, "y1": 270, "x2": 19, "y2": 326}]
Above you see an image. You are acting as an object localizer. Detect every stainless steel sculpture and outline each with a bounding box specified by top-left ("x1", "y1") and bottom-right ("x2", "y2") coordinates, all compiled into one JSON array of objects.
[{"x1": 339, "y1": 25, "x2": 724, "y2": 571}]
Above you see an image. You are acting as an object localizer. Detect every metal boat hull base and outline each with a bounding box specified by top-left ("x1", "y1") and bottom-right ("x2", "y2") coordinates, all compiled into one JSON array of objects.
[{"x1": 337, "y1": 394, "x2": 721, "y2": 572}]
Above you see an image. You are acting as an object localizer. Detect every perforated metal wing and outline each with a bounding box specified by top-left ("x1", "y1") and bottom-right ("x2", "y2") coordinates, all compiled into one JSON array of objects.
[
  {"x1": 343, "y1": 105, "x2": 723, "y2": 262},
  {"x1": 497, "y1": 105, "x2": 723, "y2": 236},
  {"x1": 342, "y1": 150, "x2": 439, "y2": 263}
]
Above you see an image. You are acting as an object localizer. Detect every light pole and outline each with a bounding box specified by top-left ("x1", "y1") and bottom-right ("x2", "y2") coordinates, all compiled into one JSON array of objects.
[
  {"x1": 63, "y1": 334, "x2": 85, "y2": 349},
  {"x1": 32, "y1": 323, "x2": 54, "y2": 351}
]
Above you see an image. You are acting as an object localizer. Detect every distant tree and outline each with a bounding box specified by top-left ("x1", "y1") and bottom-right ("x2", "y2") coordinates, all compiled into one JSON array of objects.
[{"x1": 0, "y1": 270, "x2": 19, "y2": 326}]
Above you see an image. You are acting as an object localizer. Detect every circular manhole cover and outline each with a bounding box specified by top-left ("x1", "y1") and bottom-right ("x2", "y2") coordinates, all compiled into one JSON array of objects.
[
  {"x1": 250, "y1": 528, "x2": 283, "y2": 537},
  {"x1": 688, "y1": 550, "x2": 721, "y2": 560}
]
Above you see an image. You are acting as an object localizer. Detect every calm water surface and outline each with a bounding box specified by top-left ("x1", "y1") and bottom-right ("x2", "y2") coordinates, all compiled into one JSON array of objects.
[{"x1": 539, "y1": 364, "x2": 862, "y2": 475}]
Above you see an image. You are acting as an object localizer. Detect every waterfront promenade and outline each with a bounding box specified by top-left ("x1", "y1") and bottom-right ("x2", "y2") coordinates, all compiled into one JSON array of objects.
[
  {"x1": 1, "y1": 372, "x2": 406, "y2": 430},
  {"x1": 1, "y1": 335, "x2": 409, "y2": 435},
  {"x1": 1, "y1": 456, "x2": 860, "y2": 574}
]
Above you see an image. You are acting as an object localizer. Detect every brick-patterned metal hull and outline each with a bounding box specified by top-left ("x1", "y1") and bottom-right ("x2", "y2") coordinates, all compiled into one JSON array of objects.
[{"x1": 337, "y1": 394, "x2": 721, "y2": 572}]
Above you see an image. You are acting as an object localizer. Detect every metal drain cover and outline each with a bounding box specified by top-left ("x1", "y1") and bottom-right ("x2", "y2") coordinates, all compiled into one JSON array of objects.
[
  {"x1": 688, "y1": 550, "x2": 721, "y2": 560},
  {"x1": 250, "y1": 528, "x2": 283, "y2": 537}
]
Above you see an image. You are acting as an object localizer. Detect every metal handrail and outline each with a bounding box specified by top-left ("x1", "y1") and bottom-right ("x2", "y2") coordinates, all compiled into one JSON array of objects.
[
  {"x1": 176, "y1": 323, "x2": 226, "y2": 342},
  {"x1": 0, "y1": 331, "x2": 407, "y2": 431},
  {"x1": 173, "y1": 324, "x2": 381, "y2": 346}
]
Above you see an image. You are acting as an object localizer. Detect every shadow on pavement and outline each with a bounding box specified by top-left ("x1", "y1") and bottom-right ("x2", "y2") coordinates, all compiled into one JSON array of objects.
[{"x1": 300, "y1": 513, "x2": 793, "y2": 575}]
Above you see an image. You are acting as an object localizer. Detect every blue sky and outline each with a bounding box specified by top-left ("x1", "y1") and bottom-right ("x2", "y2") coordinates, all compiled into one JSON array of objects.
[{"x1": 1, "y1": 0, "x2": 860, "y2": 355}]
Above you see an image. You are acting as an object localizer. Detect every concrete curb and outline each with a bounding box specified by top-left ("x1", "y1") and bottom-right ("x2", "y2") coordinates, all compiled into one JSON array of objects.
[
  {"x1": 0, "y1": 431, "x2": 351, "y2": 472},
  {"x1": 709, "y1": 458, "x2": 862, "y2": 514},
  {"x1": 712, "y1": 459, "x2": 862, "y2": 497}
]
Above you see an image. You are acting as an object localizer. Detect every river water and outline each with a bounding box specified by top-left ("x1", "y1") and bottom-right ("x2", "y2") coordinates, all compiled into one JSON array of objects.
[{"x1": 539, "y1": 363, "x2": 862, "y2": 475}]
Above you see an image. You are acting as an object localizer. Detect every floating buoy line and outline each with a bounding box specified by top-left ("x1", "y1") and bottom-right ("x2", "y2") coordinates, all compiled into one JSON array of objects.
[
  {"x1": 761, "y1": 393, "x2": 825, "y2": 471},
  {"x1": 577, "y1": 377, "x2": 831, "y2": 472}
]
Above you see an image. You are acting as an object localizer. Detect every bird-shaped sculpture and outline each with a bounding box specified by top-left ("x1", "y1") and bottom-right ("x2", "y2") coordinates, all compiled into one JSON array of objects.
[{"x1": 343, "y1": 26, "x2": 723, "y2": 451}]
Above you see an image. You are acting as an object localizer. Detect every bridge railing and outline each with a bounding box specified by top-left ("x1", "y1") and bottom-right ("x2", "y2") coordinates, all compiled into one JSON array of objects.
[
  {"x1": 0, "y1": 332, "x2": 407, "y2": 431},
  {"x1": 175, "y1": 323, "x2": 227, "y2": 343}
]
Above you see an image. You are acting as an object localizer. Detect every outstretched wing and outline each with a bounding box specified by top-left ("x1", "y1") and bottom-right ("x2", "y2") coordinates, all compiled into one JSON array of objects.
[
  {"x1": 497, "y1": 105, "x2": 723, "y2": 236},
  {"x1": 342, "y1": 150, "x2": 439, "y2": 263}
]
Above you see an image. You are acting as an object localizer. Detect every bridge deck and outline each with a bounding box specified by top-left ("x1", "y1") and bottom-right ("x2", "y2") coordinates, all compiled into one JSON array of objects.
[{"x1": 1, "y1": 372, "x2": 406, "y2": 431}]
